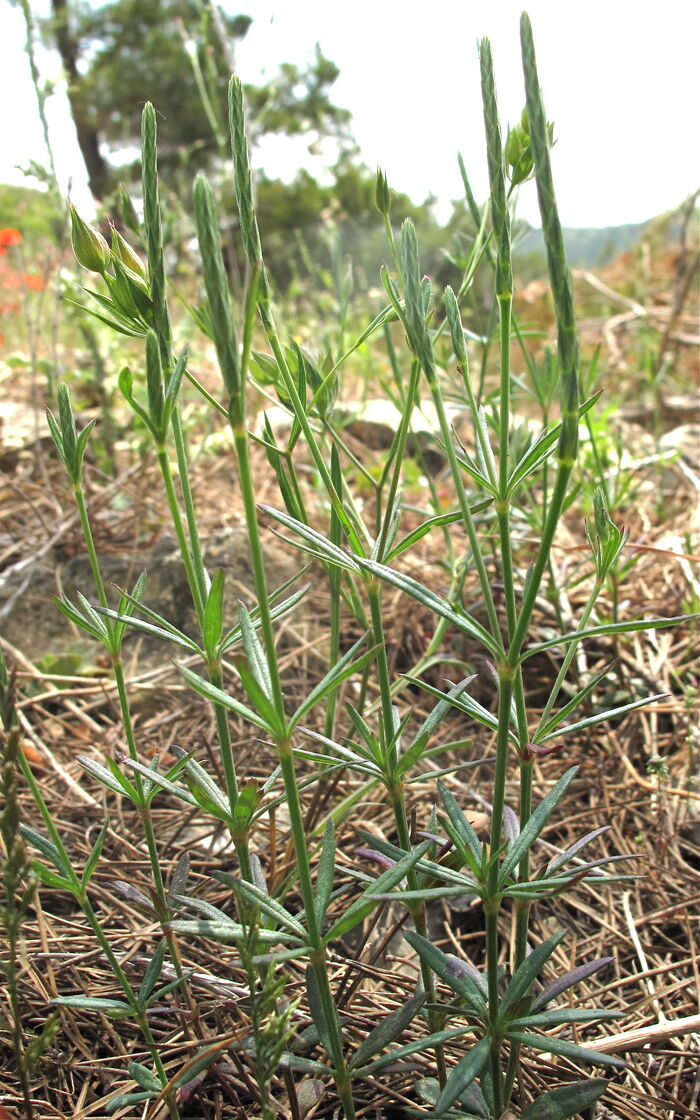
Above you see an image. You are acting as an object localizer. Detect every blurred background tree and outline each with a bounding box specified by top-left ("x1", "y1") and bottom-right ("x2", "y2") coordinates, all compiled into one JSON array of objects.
[
  {"x1": 35, "y1": 0, "x2": 440, "y2": 288},
  {"x1": 44, "y1": 0, "x2": 355, "y2": 195}
]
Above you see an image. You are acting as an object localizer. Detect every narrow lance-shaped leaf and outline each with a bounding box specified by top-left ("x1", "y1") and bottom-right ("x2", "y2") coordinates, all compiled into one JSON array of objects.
[
  {"x1": 404, "y1": 930, "x2": 486, "y2": 1012},
  {"x1": 353, "y1": 1026, "x2": 477, "y2": 1078},
  {"x1": 536, "y1": 660, "x2": 617, "y2": 742},
  {"x1": 167, "y1": 918, "x2": 302, "y2": 946},
  {"x1": 538, "y1": 692, "x2": 668, "y2": 742},
  {"x1": 498, "y1": 930, "x2": 567, "y2": 1022},
  {"x1": 314, "y1": 818, "x2": 336, "y2": 927},
  {"x1": 232, "y1": 653, "x2": 284, "y2": 736},
  {"x1": 519, "y1": 1079, "x2": 610, "y2": 1120},
  {"x1": 324, "y1": 842, "x2": 432, "y2": 942},
  {"x1": 398, "y1": 676, "x2": 476, "y2": 775},
  {"x1": 355, "y1": 557, "x2": 500, "y2": 656},
  {"x1": 499, "y1": 767, "x2": 578, "y2": 885},
  {"x1": 192, "y1": 174, "x2": 240, "y2": 401},
  {"x1": 433, "y1": 1036, "x2": 491, "y2": 1115},
  {"x1": 52, "y1": 996, "x2": 133, "y2": 1017},
  {"x1": 138, "y1": 939, "x2": 167, "y2": 1004},
  {"x1": 128, "y1": 1063, "x2": 162, "y2": 1093},
  {"x1": 544, "y1": 826, "x2": 610, "y2": 878},
  {"x1": 178, "y1": 662, "x2": 270, "y2": 731},
  {"x1": 509, "y1": 1008, "x2": 621, "y2": 1031},
  {"x1": 217, "y1": 874, "x2": 307, "y2": 939},
  {"x1": 524, "y1": 615, "x2": 697, "y2": 660},
  {"x1": 119, "y1": 366, "x2": 153, "y2": 433},
  {"x1": 438, "y1": 780, "x2": 483, "y2": 868},
  {"x1": 406, "y1": 674, "x2": 516, "y2": 743},
  {"x1": 230, "y1": 781, "x2": 261, "y2": 838},
  {"x1": 19, "y1": 825, "x2": 73, "y2": 879},
  {"x1": 531, "y1": 956, "x2": 614, "y2": 1012},
  {"x1": 506, "y1": 1030, "x2": 624, "y2": 1069},
  {"x1": 260, "y1": 505, "x2": 363, "y2": 571},
  {"x1": 202, "y1": 568, "x2": 225, "y2": 658},
  {"x1": 54, "y1": 595, "x2": 108, "y2": 645},
  {"x1": 305, "y1": 966, "x2": 334, "y2": 1061},
  {"x1": 350, "y1": 992, "x2": 426, "y2": 1070},
  {"x1": 291, "y1": 634, "x2": 376, "y2": 729},
  {"x1": 82, "y1": 820, "x2": 108, "y2": 888}
]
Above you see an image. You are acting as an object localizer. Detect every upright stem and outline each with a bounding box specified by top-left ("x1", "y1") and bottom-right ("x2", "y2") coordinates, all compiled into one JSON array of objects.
[
  {"x1": 156, "y1": 447, "x2": 206, "y2": 624},
  {"x1": 169, "y1": 410, "x2": 208, "y2": 622},
  {"x1": 73, "y1": 486, "x2": 110, "y2": 613},
  {"x1": 19, "y1": 752, "x2": 179, "y2": 1117},
  {"x1": 277, "y1": 745, "x2": 356, "y2": 1119},
  {"x1": 230, "y1": 422, "x2": 355, "y2": 1116}
]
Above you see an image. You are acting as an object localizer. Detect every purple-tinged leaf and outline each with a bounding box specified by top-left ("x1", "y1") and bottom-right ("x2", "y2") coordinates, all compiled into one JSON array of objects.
[
  {"x1": 532, "y1": 957, "x2": 614, "y2": 1011},
  {"x1": 544, "y1": 826, "x2": 610, "y2": 877},
  {"x1": 445, "y1": 954, "x2": 488, "y2": 998},
  {"x1": 520, "y1": 1078, "x2": 609, "y2": 1120},
  {"x1": 507, "y1": 1030, "x2": 624, "y2": 1068},
  {"x1": 503, "y1": 805, "x2": 520, "y2": 845}
]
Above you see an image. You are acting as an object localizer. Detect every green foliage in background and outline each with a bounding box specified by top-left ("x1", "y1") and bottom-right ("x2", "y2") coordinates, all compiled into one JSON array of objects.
[{"x1": 0, "y1": 183, "x2": 62, "y2": 243}]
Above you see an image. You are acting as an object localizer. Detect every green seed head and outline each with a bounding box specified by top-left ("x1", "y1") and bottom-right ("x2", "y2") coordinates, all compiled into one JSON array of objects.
[{"x1": 69, "y1": 205, "x2": 110, "y2": 275}]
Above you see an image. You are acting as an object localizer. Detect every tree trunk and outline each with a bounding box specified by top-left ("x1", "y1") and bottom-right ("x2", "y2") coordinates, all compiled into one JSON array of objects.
[{"x1": 50, "y1": 0, "x2": 112, "y2": 200}]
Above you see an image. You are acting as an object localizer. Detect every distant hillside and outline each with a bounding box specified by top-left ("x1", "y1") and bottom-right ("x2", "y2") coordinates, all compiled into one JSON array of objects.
[{"x1": 513, "y1": 221, "x2": 648, "y2": 268}]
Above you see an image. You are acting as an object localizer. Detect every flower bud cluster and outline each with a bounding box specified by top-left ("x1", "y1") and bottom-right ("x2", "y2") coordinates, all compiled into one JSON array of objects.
[
  {"x1": 505, "y1": 108, "x2": 554, "y2": 187},
  {"x1": 69, "y1": 206, "x2": 152, "y2": 335}
]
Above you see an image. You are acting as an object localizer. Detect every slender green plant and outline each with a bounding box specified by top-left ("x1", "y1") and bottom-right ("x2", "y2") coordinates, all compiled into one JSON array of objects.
[
  {"x1": 0, "y1": 654, "x2": 61, "y2": 1120},
  {"x1": 17, "y1": 11, "x2": 694, "y2": 1120}
]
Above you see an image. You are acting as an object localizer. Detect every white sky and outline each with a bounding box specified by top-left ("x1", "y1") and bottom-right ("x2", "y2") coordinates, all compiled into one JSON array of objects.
[{"x1": 2, "y1": 0, "x2": 698, "y2": 228}]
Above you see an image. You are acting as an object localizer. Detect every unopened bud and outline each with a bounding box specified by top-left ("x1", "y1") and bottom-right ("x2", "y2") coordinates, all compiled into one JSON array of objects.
[
  {"x1": 593, "y1": 487, "x2": 612, "y2": 544},
  {"x1": 69, "y1": 206, "x2": 110, "y2": 274},
  {"x1": 375, "y1": 168, "x2": 391, "y2": 216},
  {"x1": 506, "y1": 107, "x2": 554, "y2": 186},
  {"x1": 505, "y1": 118, "x2": 533, "y2": 186},
  {"x1": 118, "y1": 185, "x2": 141, "y2": 235},
  {"x1": 110, "y1": 227, "x2": 148, "y2": 284}
]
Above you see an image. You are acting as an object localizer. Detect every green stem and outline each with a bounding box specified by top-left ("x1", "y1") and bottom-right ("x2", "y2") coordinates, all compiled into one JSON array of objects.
[
  {"x1": 208, "y1": 659, "x2": 252, "y2": 881},
  {"x1": 231, "y1": 427, "x2": 286, "y2": 719},
  {"x1": 324, "y1": 445, "x2": 344, "y2": 742},
  {"x1": 156, "y1": 446, "x2": 206, "y2": 625},
  {"x1": 508, "y1": 464, "x2": 573, "y2": 664},
  {"x1": 367, "y1": 584, "x2": 446, "y2": 1086},
  {"x1": 427, "y1": 385, "x2": 503, "y2": 648},
  {"x1": 112, "y1": 657, "x2": 169, "y2": 900},
  {"x1": 73, "y1": 486, "x2": 110, "y2": 613},
  {"x1": 485, "y1": 907, "x2": 505, "y2": 1117},
  {"x1": 536, "y1": 586, "x2": 601, "y2": 734},
  {"x1": 170, "y1": 409, "x2": 208, "y2": 620},
  {"x1": 156, "y1": 441, "x2": 252, "y2": 877},
  {"x1": 18, "y1": 753, "x2": 179, "y2": 1117},
  {"x1": 278, "y1": 747, "x2": 355, "y2": 1118},
  {"x1": 391, "y1": 785, "x2": 447, "y2": 1087},
  {"x1": 230, "y1": 419, "x2": 355, "y2": 1114}
]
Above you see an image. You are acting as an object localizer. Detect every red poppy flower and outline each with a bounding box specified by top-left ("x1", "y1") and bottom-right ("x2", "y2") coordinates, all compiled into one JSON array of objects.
[
  {"x1": 22, "y1": 272, "x2": 44, "y2": 291},
  {"x1": 0, "y1": 228, "x2": 22, "y2": 255}
]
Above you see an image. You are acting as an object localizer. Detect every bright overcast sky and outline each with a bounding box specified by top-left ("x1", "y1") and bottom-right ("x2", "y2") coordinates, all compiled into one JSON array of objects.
[{"x1": 2, "y1": 0, "x2": 698, "y2": 228}]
